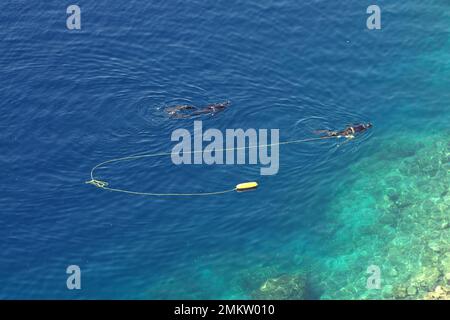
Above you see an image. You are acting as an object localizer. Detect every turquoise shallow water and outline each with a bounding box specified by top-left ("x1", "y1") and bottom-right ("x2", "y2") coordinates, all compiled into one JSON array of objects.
[{"x1": 0, "y1": 1, "x2": 449, "y2": 299}]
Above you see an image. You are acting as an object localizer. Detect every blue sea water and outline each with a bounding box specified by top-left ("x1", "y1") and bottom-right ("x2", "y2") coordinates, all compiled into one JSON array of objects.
[{"x1": 0, "y1": 1, "x2": 449, "y2": 299}]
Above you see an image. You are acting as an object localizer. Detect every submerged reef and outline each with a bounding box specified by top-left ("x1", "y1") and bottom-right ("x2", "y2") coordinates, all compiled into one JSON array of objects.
[
  {"x1": 234, "y1": 133, "x2": 448, "y2": 300},
  {"x1": 315, "y1": 133, "x2": 449, "y2": 299},
  {"x1": 233, "y1": 264, "x2": 309, "y2": 300},
  {"x1": 251, "y1": 273, "x2": 307, "y2": 300}
]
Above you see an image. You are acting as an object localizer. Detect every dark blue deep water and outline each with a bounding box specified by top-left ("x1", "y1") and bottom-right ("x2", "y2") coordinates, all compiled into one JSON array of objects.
[{"x1": 1, "y1": 1, "x2": 449, "y2": 299}]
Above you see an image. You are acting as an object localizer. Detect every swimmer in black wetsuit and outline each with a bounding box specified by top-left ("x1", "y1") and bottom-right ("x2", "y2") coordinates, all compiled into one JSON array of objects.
[
  {"x1": 314, "y1": 123, "x2": 372, "y2": 139},
  {"x1": 165, "y1": 101, "x2": 230, "y2": 118},
  {"x1": 165, "y1": 104, "x2": 196, "y2": 118}
]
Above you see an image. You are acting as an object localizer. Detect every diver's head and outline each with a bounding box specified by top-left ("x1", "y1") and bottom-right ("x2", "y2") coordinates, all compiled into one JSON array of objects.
[{"x1": 365, "y1": 122, "x2": 373, "y2": 129}]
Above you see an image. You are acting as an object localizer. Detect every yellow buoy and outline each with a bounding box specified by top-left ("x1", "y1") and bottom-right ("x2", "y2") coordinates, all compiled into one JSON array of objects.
[{"x1": 235, "y1": 181, "x2": 258, "y2": 192}]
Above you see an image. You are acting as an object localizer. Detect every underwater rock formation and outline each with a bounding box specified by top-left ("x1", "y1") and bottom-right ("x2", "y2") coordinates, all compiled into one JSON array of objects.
[
  {"x1": 232, "y1": 264, "x2": 282, "y2": 294},
  {"x1": 251, "y1": 274, "x2": 307, "y2": 300},
  {"x1": 424, "y1": 285, "x2": 450, "y2": 300}
]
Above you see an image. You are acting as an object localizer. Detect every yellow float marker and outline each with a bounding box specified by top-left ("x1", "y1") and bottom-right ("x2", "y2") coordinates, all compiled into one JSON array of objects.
[{"x1": 235, "y1": 181, "x2": 258, "y2": 192}]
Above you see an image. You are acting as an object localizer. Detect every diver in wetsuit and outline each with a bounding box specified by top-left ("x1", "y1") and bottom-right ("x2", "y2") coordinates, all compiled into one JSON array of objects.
[
  {"x1": 165, "y1": 101, "x2": 230, "y2": 118},
  {"x1": 165, "y1": 105, "x2": 196, "y2": 118},
  {"x1": 315, "y1": 123, "x2": 372, "y2": 139}
]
